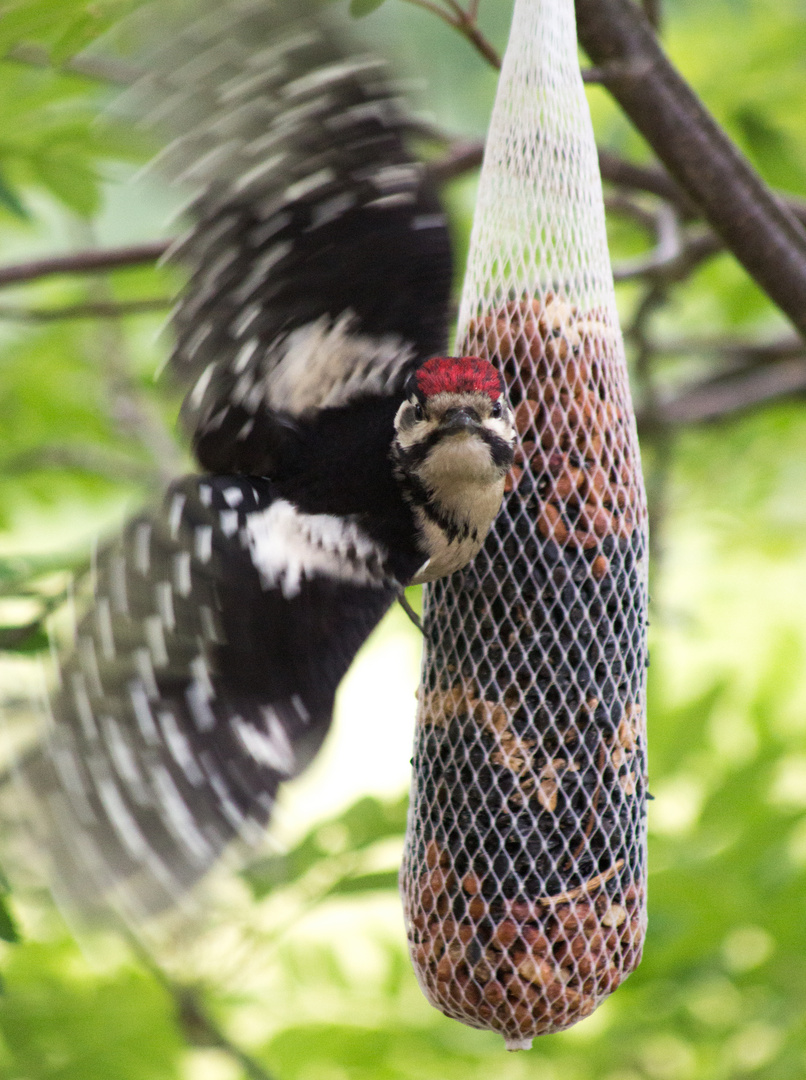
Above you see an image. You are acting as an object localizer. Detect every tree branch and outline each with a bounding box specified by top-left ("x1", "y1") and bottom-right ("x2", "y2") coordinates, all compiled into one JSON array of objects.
[
  {"x1": 0, "y1": 137, "x2": 485, "y2": 290},
  {"x1": 597, "y1": 147, "x2": 695, "y2": 217},
  {"x1": 0, "y1": 298, "x2": 171, "y2": 322},
  {"x1": 575, "y1": 0, "x2": 806, "y2": 340},
  {"x1": 641, "y1": 0, "x2": 662, "y2": 31},
  {"x1": 0, "y1": 117, "x2": 799, "y2": 369},
  {"x1": 612, "y1": 203, "x2": 681, "y2": 281},
  {"x1": 452, "y1": 5, "x2": 502, "y2": 70},
  {"x1": 4, "y1": 443, "x2": 159, "y2": 484},
  {"x1": 427, "y1": 139, "x2": 484, "y2": 184},
  {"x1": 0, "y1": 242, "x2": 171, "y2": 288},
  {"x1": 402, "y1": 0, "x2": 501, "y2": 69},
  {"x1": 614, "y1": 223, "x2": 722, "y2": 283},
  {"x1": 121, "y1": 932, "x2": 279, "y2": 1080},
  {"x1": 172, "y1": 988, "x2": 278, "y2": 1080},
  {"x1": 641, "y1": 356, "x2": 806, "y2": 427},
  {"x1": 604, "y1": 191, "x2": 659, "y2": 233},
  {"x1": 651, "y1": 334, "x2": 806, "y2": 364}
]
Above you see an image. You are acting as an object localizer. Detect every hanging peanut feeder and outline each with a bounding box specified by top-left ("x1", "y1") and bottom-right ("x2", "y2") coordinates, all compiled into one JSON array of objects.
[{"x1": 400, "y1": 0, "x2": 649, "y2": 1050}]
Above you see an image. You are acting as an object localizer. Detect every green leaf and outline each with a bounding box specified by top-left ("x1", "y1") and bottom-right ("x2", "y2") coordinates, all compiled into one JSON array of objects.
[
  {"x1": 0, "y1": 939, "x2": 184, "y2": 1078},
  {"x1": 0, "y1": 867, "x2": 20, "y2": 945},
  {"x1": 349, "y1": 0, "x2": 387, "y2": 16},
  {"x1": 0, "y1": 551, "x2": 85, "y2": 593},
  {"x1": 31, "y1": 152, "x2": 100, "y2": 218},
  {"x1": 0, "y1": 170, "x2": 29, "y2": 219},
  {"x1": 242, "y1": 793, "x2": 408, "y2": 897},
  {"x1": 325, "y1": 869, "x2": 400, "y2": 897},
  {"x1": 50, "y1": 12, "x2": 108, "y2": 63},
  {"x1": 732, "y1": 104, "x2": 802, "y2": 190},
  {"x1": 0, "y1": 622, "x2": 49, "y2": 653},
  {"x1": 0, "y1": 896, "x2": 20, "y2": 945}
]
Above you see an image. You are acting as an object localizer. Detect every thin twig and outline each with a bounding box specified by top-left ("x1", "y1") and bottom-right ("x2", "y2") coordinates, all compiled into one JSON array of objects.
[
  {"x1": 3, "y1": 444, "x2": 160, "y2": 484},
  {"x1": 601, "y1": 149, "x2": 806, "y2": 232},
  {"x1": 611, "y1": 203, "x2": 681, "y2": 281},
  {"x1": 0, "y1": 298, "x2": 171, "y2": 322},
  {"x1": 452, "y1": 6, "x2": 501, "y2": 70},
  {"x1": 0, "y1": 136, "x2": 487, "y2": 291},
  {"x1": 71, "y1": 221, "x2": 182, "y2": 486},
  {"x1": 614, "y1": 226, "x2": 722, "y2": 284},
  {"x1": 441, "y1": 0, "x2": 468, "y2": 18},
  {"x1": 645, "y1": 357, "x2": 806, "y2": 426},
  {"x1": 598, "y1": 148, "x2": 695, "y2": 216},
  {"x1": 402, "y1": 0, "x2": 457, "y2": 27},
  {"x1": 653, "y1": 335, "x2": 805, "y2": 363},
  {"x1": 0, "y1": 139, "x2": 799, "y2": 301},
  {"x1": 604, "y1": 191, "x2": 658, "y2": 233},
  {"x1": 0, "y1": 242, "x2": 171, "y2": 289},
  {"x1": 122, "y1": 933, "x2": 279, "y2": 1080},
  {"x1": 401, "y1": 0, "x2": 501, "y2": 69},
  {"x1": 427, "y1": 139, "x2": 484, "y2": 184}
]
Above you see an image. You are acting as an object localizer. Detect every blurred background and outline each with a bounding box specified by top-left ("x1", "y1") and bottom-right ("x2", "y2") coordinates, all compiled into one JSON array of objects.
[{"x1": 0, "y1": 0, "x2": 805, "y2": 1077}]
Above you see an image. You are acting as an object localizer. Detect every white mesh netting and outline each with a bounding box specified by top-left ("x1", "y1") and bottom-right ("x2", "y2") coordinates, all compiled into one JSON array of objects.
[{"x1": 400, "y1": 0, "x2": 649, "y2": 1050}]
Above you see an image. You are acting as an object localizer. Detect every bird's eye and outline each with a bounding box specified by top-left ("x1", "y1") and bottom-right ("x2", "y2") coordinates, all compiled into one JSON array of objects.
[
  {"x1": 413, "y1": 402, "x2": 424, "y2": 421},
  {"x1": 491, "y1": 400, "x2": 503, "y2": 418}
]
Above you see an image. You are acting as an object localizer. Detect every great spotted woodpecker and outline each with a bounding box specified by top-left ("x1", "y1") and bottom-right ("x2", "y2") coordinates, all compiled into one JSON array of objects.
[{"x1": 17, "y1": 0, "x2": 515, "y2": 920}]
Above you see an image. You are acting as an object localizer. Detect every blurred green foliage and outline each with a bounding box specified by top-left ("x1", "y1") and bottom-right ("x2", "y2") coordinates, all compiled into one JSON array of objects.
[{"x1": 1, "y1": 0, "x2": 806, "y2": 1077}]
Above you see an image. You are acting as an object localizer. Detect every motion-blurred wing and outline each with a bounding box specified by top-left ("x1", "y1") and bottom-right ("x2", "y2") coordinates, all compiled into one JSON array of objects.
[
  {"x1": 133, "y1": 0, "x2": 453, "y2": 473},
  {"x1": 19, "y1": 475, "x2": 396, "y2": 921}
]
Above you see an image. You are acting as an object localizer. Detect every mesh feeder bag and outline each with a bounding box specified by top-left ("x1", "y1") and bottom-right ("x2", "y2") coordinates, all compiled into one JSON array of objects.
[{"x1": 400, "y1": 0, "x2": 649, "y2": 1050}]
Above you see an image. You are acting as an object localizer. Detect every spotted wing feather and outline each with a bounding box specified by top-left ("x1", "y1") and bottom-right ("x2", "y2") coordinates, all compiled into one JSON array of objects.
[
  {"x1": 20, "y1": 475, "x2": 396, "y2": 921},
  {"x1": 133, "y1": 0, "x2": 453, "y2": 473}
]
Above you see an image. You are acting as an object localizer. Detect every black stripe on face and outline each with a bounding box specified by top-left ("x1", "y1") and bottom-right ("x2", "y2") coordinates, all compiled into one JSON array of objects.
[
  {"x1": 482, "y1": 428, "x2": 516, "y2": 470},
  {"x1": 395, "y1": 423, "x2": 514, "y2": 475},
  {"x1": 395, "y1": 426, "x2": 445, "y2": 470}
]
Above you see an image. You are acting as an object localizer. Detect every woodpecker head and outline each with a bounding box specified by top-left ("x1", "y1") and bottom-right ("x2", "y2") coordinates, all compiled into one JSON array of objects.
[{"x1": 391, "y1": 355, "x2": 516, "y2": 583}]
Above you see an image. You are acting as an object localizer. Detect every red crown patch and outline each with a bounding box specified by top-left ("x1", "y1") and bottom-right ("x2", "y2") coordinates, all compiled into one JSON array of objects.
[{"x1": 415, "y1": 356, "x2": 503, "y2": 400}]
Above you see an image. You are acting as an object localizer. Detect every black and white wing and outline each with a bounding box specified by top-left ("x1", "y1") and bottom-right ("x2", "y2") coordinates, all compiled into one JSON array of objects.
[
  {"x1": 135, "y1": 0, "x2": 453, "y2": 473},
  {"x1": 19, "y1": 476, "x2": 397, "y2": 921},
  {"x1": 12, "y1": 0, "x2": 449, "y2": 924}
]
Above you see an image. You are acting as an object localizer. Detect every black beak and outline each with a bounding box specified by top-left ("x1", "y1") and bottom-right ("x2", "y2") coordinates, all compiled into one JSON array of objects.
[{"x1": 439, "y1": 406, "x2": 481, "y2": 436}]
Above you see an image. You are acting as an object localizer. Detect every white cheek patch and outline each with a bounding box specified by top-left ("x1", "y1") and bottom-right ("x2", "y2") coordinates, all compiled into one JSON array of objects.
[
  {"x1": 245, "y1": 499, "x2": 388, "y2": 598},
  {"x1": 484, "y1": 410, "x2": 516, "y2": 445},
  {"x1": 393, "y1": 400, "x2": 436, "y2": 449}
]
